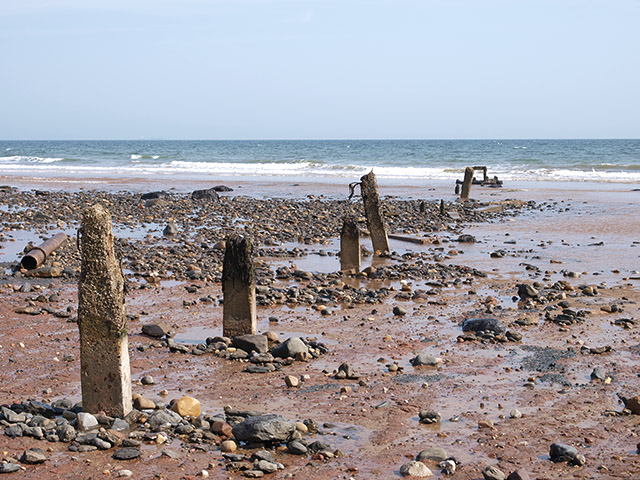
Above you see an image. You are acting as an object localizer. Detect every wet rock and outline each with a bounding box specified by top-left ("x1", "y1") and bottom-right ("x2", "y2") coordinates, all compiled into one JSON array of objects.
[
  {"x1": 271, "y1": 337, "x2": 308, "y2": 359},
  {"x1": 393, "y1": 306, "x2": 408, "y2": 316},
  {"x1": 549, "y1": 443, "x2": 578, "y2": 463},
  {"x1": 284, "y1": 375, "x2": 299, "y2": 388},
  {"x1": 141, "y1": 375, "x2": 155, "y2": 385},
  {"x1": 133, "y1": 396, "x2": 155, "y2": 410},
  {"x1": 233, "y1": 335, "x2": 268, "y2": 354},
  {"x1": 231, "y1": 415, "x2": 296, "y2": 444},
  {"x1": 517, "y1": 284, "x2": 539, "y2": 299},
  {"x1": 141, "y1": 191, "x2": 168, "y2": 200},
  {"x1": 0, "y1": 463, "x2": 21, "y2": 474},
  {"x1": 335, "y1": 363, "x2": 359, "y2": 380},
  {"x1": 461, "y1": 318, "x2": 505, "y2": 334},
  {"x1": 191, "y1": 188, "x2": 220, "y2": 202},
  {"x1": 590, "y1": 367, "x2": 606, "y2": 381},
  {"x1": 457, "y1": 234, "x2": 476, "y2": 243},
  {"x1": 163, "y1": 223, "x2": 179, "y2": 236},
  {"x1": 212, "y1": 185, "x2": 234, "y2": 192},
  {"x1": 141, "y1": 322, "x2": 171, "y2": 338},
  {"x1": 211, "y1": 420, "x2": 233, "y2": 437},
  {"x1": 20, "y1": 448, "x2": 46, "y2": 465},
  {"x1": 622, "y1": 396, "x2": 640, "y2": 414},
  {"x1": 410, "y1": 352, "x2": 439, "y2": 367},
  {"x1": 113, "y1": 447, "x2": 142, "y2": 460},
  {"x1": 506, "y1": 470, "x2": 531, "y2": 480},
  {"x1": 416, "y1": 447, "x2": 448, "y2": 463},
  {"x1": 418, "y1": 411, "x2": 441, "y2": 424},
  {"x1": 483, "y1": 465, "x2": 505, "y2": 480},
  {"x1": 147, "y1": 409, "x2": 183, "y2": 431},
  {"x1": 287, "y1": 440, "x2": 308, "y2": 455},
  {"x1": 1, "y1": 407, "x2": 26, "y2": 424},
  {"x1": 400, "y1": 461, "x2": 433, "y2": 477}
]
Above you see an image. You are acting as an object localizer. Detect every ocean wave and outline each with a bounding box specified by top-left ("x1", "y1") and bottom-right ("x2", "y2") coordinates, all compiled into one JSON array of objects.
[
  {"x1": 130, "y1": 154, "x2": 161, "y2": 160},
  {"x1": 0, "y1": 155, "x2": 64, "y2": 164}
]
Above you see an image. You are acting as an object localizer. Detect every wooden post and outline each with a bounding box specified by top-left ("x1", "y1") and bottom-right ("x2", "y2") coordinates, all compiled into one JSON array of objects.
[
  {"x1": 440, "y1": 199, "x2": 446, "y2": 216},
  {"x1": 223, "y1": 235, "x2": 256, "y2": 338},
  {"x1": 340, "y1": 217, "x2": 360, "y2": 272},
  {"x1": 460, "y1": 167, "x2": 474, "y2": 201},
  {"x1": 360, "y1": 171, "x2": 390, "y2": 255},
  {"x1": 78, "y1": 205, "x2": 132, "y2": 417}
]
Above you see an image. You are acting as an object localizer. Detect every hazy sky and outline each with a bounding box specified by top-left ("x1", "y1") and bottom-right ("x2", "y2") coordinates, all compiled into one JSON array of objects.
[{"x1": 2, "y1": 0, "x2": 639, "y2": 140}]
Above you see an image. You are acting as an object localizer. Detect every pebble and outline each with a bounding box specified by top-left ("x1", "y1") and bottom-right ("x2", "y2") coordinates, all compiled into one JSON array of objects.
[
  {"x1": 417, "y1": 447, "x2": 448, "y2": 463},
  {"x1": 393, "y1": 306, "x2": 408, "y2": 316},
  {"x1": 141, "y1": 375, "x2": 155, "y2": 385},
  {"x1": 284, "y1": 375, "x2": 299, "y2": 388},
  {"x1": 112, "y1": 447, "x2": 142, "y2": 461},
  {"x1": 400, "y1": 461, "x2": 433, "y2": 477},
  {"x1": 483, "y1": 465, "x2": 506, "y2": 480},
  {"x1": 220, "y1": 440, "x2": 237, "y2": 453}
]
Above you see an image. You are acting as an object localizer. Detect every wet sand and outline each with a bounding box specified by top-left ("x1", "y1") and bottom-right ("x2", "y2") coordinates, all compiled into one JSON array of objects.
[{"x1": 0, "y1": 176, "x2": 639, "y2": 479}]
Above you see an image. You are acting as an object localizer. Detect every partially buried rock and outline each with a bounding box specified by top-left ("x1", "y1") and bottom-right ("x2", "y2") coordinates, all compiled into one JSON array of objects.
[
  {"x1": 483, "y1": 465, "x2": 506, "y2": 480},
  {"x1": 0, "y1": 463, "x2": 21, "y2": 473},
  {"x1": 418, "y1": 411, "x2": 441, "y2": 424},
  {"x1": 461, "y1": 318, "x2": 505, "y2": 334},
  {"x1": 506, "y1": 470, "x2": 531, "y2": 480},
  {"x1": 410, "y1": 352, "x2": 439, "y2": 367},
  {"x1": 191, "y1": 188, "x2": 219, "y2": 202},
  {"x1": 231, "y1": 415, "x2": 295, "y2": 444},
  {"x1": 141, "y1": 322, "x2": 171, "y2": 338},
  {"x1": 147, "y1": 409, "x2": 183, "y2": 431},
  {"x1": 113, "y1": 447, "x2": 142, "y2": 460},
  {"x1": 232, "y1": 334, "x2": 268, "y2": 354},
  {"x1": 393, "y1": 306, "x2": 408, "y2": 316},
  {"x1": 271, "y1": 337, "x2": 308, "y2": 359},
  {"x1": 416, "y1": 447, "x2": 447, "y2": 463},
  {"x1": 163, "y1": 223, "x2": 179, "y2": 236},
  {"x1": 549, "y1": 443, "x2": 578, "y2": 463},
  {"x1": 400, "y1": 461, "x2": 433, "y2": 477},
  {"x1": 220, "y1": 439, "x2": 237, "y2": 453}
]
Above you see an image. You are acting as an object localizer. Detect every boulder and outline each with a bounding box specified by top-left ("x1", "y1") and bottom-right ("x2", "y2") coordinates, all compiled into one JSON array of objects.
[
  {"x1": 191, "y1": 188, "x2": 219, "y2": 202},
  {"x1": 233, "y1": 335, "x2": 268, "y2": 354},
  {"x1": 147, "y1": 410, "x2": 183, "y2": 431},
  {"x1": 231, "y1": 415, "x2": 295, "y2": 444},
  {"x1": 141, "y1": 322, "x2": 171, "y2": 338},
  {"x1": 171, "y1": 396, "x2": 201, "y2": 418},
  {"x1": 461, "y1": 318, "x2": 506, "y2": 334},
  {"x1": 410, "y1": 352, "x2": 439, "y2": 367},
  {"x1": 271, "y1": 337, "x2": 308, "y2": 359}
]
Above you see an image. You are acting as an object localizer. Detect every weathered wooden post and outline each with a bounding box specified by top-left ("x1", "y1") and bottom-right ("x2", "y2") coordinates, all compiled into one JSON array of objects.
[
  {"x1": 222, "y1": 235, "x2": 256, "y2": 338},
  {"x1": 360, "y1": 171, "x2": 390, "y2": 255},
  {"x1": 460, "y1": 167, "x2": 474, "y2": 201},
  {"x1": 340, "y1": 216, "x2": 360, "y2": 272},
  {"x1": 440, "y1": 199, "x2": 446, "y2": 216},
  {"x1": 78, "y1": 204, "x2": 132, "y2": 417}
]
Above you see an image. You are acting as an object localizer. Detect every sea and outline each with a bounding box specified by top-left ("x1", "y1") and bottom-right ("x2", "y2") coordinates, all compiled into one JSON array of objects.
[{"x1": 0, "y1": 139, "x2": 639, "y2": 185}]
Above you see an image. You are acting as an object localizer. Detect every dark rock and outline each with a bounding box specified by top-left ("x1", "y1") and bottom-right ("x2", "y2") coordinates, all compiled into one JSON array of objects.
[
  {"x1": 191, "y1": 188, "x2": 220, "y2": 202},
  {"x1": 212, "y1": 185, "x2": 234, "y2": 192},
  {"x1": 461, "y1": 318, "x2": 506, "y2": 334},
  {"x1": 163, "y1": 223, "x2": 179, "y2": 236},
  {"x1": 231, "y1": 415, "x2": 295, "y2": 444},
  {"x1": 0, "y1": 463, "x2": 21, "y2": 473},
  {"x1": 549, "y1": 442, "x2": 578, "y2": 462},
  {"x1": 287, "y1": 440, "x2": 308, "y2": 455},
  {"x1": 141, "y1": 191, "x2": 168, "y2": 200},
  {"x1": 113, "y1": 447, "x2": 142, "y2": 460},
  {"x1": 457, "y1": 234, "x2": 476, "y2": 243},
  {"x1": 141, "y1": 322, "x2": 171, "y2": 338},
  {"x1": 20, "y1": 448, "x2": 46, "y2": 465},
  {"x1": 517, "y1": 284, "x2": 539, "y2": 299},
  {"x1": 233, "y1": 335, "x2": 268, "y2": 354},
  {"x1": 506, "y1": 469, "x2": 531, "y2": 480},
  {"x1": 147, "y1": 410, "x2": 183, "y2": 431}
]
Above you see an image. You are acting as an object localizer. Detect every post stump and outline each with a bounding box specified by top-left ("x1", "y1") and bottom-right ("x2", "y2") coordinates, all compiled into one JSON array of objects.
[
  {"x1": 223, "y1": 235, "x2": 257, "y2": 338},
  {"x1": 340, "y1": 216, "x2": 361, "y2": 272},
  {"x1": 360, "y1": 171, "x2": 390, "y2": 255}
]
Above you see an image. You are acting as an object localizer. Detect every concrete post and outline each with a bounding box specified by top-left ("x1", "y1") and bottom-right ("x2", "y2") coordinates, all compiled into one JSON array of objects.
[
  {"x1": 360, "y1": 171, "x2": 390, "y2": 255},
  {"x1": 78, "y1": 204, "x2": 132, "y2": 417},
  {"x1": 340, "y1": 216, "x2": 360, "y2": 272},
  {"x1": 460, "y1": 167, "x2": 474, "y2": 201},
  {"x1": 222, "y1": 235, "x2": 257, "y2": 338}
]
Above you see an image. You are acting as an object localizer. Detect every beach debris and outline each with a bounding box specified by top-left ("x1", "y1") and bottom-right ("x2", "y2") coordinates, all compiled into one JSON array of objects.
[
  {"x1": 460, "y1": 166, "x2": 474, "y2": 201},
  {"x1": 78, "y1": 204, "x2": 132, "y2": 417},
  {"x1": 340, "y1": 216, "x2": 361, "y2": 272},
  {"x1": 360, "y1": 170, "x2": 390, "y2": 255},
  {"x1": 20, "y1": 232, "x2": 67, "y2": 270},
  {"x1": 222, "y1": 235, "x2": 257, "y2": 338}
]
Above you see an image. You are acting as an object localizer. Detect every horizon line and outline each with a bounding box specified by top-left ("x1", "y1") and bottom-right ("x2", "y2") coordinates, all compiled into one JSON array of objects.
[{"x1": 1, "y1": 137, "x2": 639, "y2": 142}]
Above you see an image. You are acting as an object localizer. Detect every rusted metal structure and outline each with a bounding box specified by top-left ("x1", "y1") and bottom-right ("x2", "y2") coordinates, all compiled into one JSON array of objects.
[{"x1": 20, "y1": 232, "x2": 68, "y2": 270}]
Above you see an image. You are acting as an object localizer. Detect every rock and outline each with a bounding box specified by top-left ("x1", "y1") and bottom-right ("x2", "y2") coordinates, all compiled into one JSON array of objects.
[
  {"x1": 0, "y1": 463, "x2": 21, "y2": 473},
  {"x1": 461, "y1": 318, "x2": 506, "y2": 334},
  {"x1": 271, "y1": 337, "x2": 308, "y2": 359},
  {"x1": 212, "y1": 185, "x2": 233, "y2": 192},
  {"x1": 163, "y1": 223, "x2": 179, "y2": 236},
  {"x1": 171, "y1": 396, "x2": 201, "y2": 417},
  {"x1": 141, "y1": 322, "x2": 171, "y2": 338},
  {"x1": 76, "y1": 412, "x2": 99, "y2": 431},
  {"x1": 483, "y1": 465, "x2": 505, "y2": 480},
  {"x1": 287, "y1": 440, "x2": 308, "y2": 455},
  {"x1": 56, "y1": 424, "x2": 77, "y2": 442},
  {"x1": 118, "y1": 470, "x2": 133, "y2": 478},
  {"x1": 191, "y1": 188, "x2": 220, "y2": 202},
  {"x1": 211, "y1": 420, "x2": 233, "y2": 437},
  {"x1": 141, "y1": 191, "x2": 168, "y2": 200},
  {"x1": 233, "y1": 335, "x2": 268, "y2": 354},
  {"x1": 231, "y1": 415, "x2": 296, "y2": 444},
  {"x1": 256, "y1": 460, "x2": 278, "y2": 473},
  {"x1": 284, "y1": 375, "x2": 299, "y2": 388},
  {"x1": 457, "y1": 234, "x2": 476, "y2": 243},
  {"x1": 416, "y1": 447, "x2": 448, "y2": 463},
  {"x1": 411, "y1": 352, "x2": 439, "y2": 367},
  {"x1": 393, "y1": 306, "x2": 408, "y2": 316},
  {"x1": 20, "y1": 448, "x2": 46, "y2": 464},
  {"x1": 147, "y1": 409, "x2": 183, "y2": 431},
  {"x1": 622, "y1": 396, "x2": 640, "y2": 414},
  {"x1": 590, "y1": 367, "x2": 606, "y2": 381},
  {"x1": 400, "y1": 461, "x2": 433, "y2": 477},
  {"x1": 220, "y1": 440, "x2": 237, "y2": 453},
  {"x1": 243, "y1": 471, "x2": 264, "y2": 478},
  {"x1": 573, "y1": 454, "x2": 586, "y2": 466},
  {"x1": 509, "y1": 409, "x2": 522, "y2": 419},
  {"x1": 133, "y1": 396, "x2": 155, "y2": 410},
  {"x1": 1, "y1": 407, "x2": 26, "y2": 423},
  {"x1": 549, "y1": 443, "x2": 578, "y2": 462},
  {"x1": 336, "y1": 363, "x2": 359, "y2": 379},
  {"x1": 113, "y1": 447, "x2": 142, "y2": 460},
  {"x1": 517, "y1": 284, "x2": 539, "y2": 299},
  {"x1": 4, "y1": 425, "x2": 23, "y2": 438},
  {"x1": 418, "y1": 411, "x2": 441, "y2": 424},
  {"x1": 141, "y1": 375, "x2": 155, "y2": 385},
  {"x1": 506, "y1": 470, "x2": 531, "y2": 480}
]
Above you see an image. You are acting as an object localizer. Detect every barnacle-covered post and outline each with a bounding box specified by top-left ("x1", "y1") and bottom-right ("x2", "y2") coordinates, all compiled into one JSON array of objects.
[
  {"x1": 360, "y1": 171, "x2": 390, "y2": 255},
  {"x1": 78, "y1": 204, "x2": 132, "y2": 417},
  {"x1": 340, "y1": 216, "x2": 361, "y2": 272}
]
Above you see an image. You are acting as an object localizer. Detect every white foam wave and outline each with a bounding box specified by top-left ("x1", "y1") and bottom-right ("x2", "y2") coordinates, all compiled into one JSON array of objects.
[
  {"x1": 0, "y1": 159, "x2": 638, "y2": 183},
  {"x1": 130, "y1": 154, "x2": 142, "y2": 160}
]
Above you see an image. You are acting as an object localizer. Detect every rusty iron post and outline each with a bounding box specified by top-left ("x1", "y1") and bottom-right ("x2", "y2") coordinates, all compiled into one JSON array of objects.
[{"x1": 21, "y1": 232, "x2": 67, "y2": 270}]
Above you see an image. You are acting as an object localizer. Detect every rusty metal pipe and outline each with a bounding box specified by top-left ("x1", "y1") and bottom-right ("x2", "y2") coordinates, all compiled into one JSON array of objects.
[{"x1": 20, "y1": 232, "x2": 68, "y2": 270}]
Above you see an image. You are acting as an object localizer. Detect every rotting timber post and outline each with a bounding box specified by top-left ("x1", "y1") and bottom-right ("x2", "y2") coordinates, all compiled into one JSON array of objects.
[
  {"x1": 223, "y1": 235, "x2": 257, "y2": 338},
  {"x1": 340, "y1": 216, "x2": 361, "y2": 272},
  {"x1": 360, "y1": 170, "x2": 390, "y2": 255},
  {"x1": 78, "y1": 204, "x2": 132, "y2": 417},
  {"x1": 460, "y1": 166, "x2": 474, "y2": 201}
]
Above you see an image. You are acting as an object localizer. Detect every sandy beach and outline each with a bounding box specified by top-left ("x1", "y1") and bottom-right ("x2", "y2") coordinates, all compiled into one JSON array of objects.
[{"x1": 0, "y1": 176, "x2": 639, "y2": 479}]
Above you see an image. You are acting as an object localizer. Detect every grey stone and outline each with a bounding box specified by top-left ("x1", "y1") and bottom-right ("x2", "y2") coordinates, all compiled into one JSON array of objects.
[
  {"x1": 418, "y1": 411, "x2": 441, "y2": 424},
  {"x1": 393, "y1": 306, "x2": 408, "y2": 316},
  {"x1": 506, "y1": 470, "x2": 531, "y2": 480},
  {"x1": 549, "y1": 443, "x2": 578, "y2": 462},
  {"x1": 163, "y1": 223, "x2": 179, "y2": 236},
  {"x1": 400, "y1": 461, "x2": 433, "y2": 477},
  {"x1": 271, "y1": 337, "x2": 308, "y2": 359},
  {"x1": 461, "y1": 318, "x2": 506, "y2": 334},
  {"x1": 147, "y1": 409, "x2": 183, "y2": 431},
  {"x1": 231, "y1": 415, "x2": 295, "y2": 444},
  {"x1": 233, "y1": 335, "x2": 268, "y2": 354},
  {"x1": 457, "y1": 234, "x2": 476, "y2": 243},
  {"x1": 111, "y1": 418, "x2": 130, "y2": 432},
  {"x1": 416, "y1": 447, "x2": 448, "y2": 463},
  {"x1": 1, "y1": 407, "x2": 26, "y2": 424},
  {"x1": 77, "y1": 412, "x2": 99, "y2": 431},
  {"x1": 411, "y1": 352, "x2": 439, "y2": 367},
  {"x1": 517, "y1": 284, "x2": 539, "y2": 299},
  {"x1": 0, "y1": 463, "x2": 21, "y2": 473},
  {"x1": 243, "y1": 471, "x2": 264, "y2": 478},
  {"x1": 92, "y1": 437, "x2": 112, "y2": 450},
  {"x1": 287, "y1": 440, "x2": 308, "y2": 455},
  {"x1": 113, "y1": 447, "x2": 142, "y2": 460},
  {"x1": 256, "y1": 460, "x2": 279, "y2": 473},
  {"x1": 191, "y1": 188, "x2": 220, "y2": 202},
  {"x1": 251, "y1": 450, "x2": 275, "y2": 462},
  {"x1": 4, "y1": 424, "x2": 23, "y2": 438}
]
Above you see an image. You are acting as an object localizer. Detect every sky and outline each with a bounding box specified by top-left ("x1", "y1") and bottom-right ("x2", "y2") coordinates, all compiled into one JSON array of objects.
[{"x1": 1, "y1": 0, "x2": 639, "y2": 140}]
